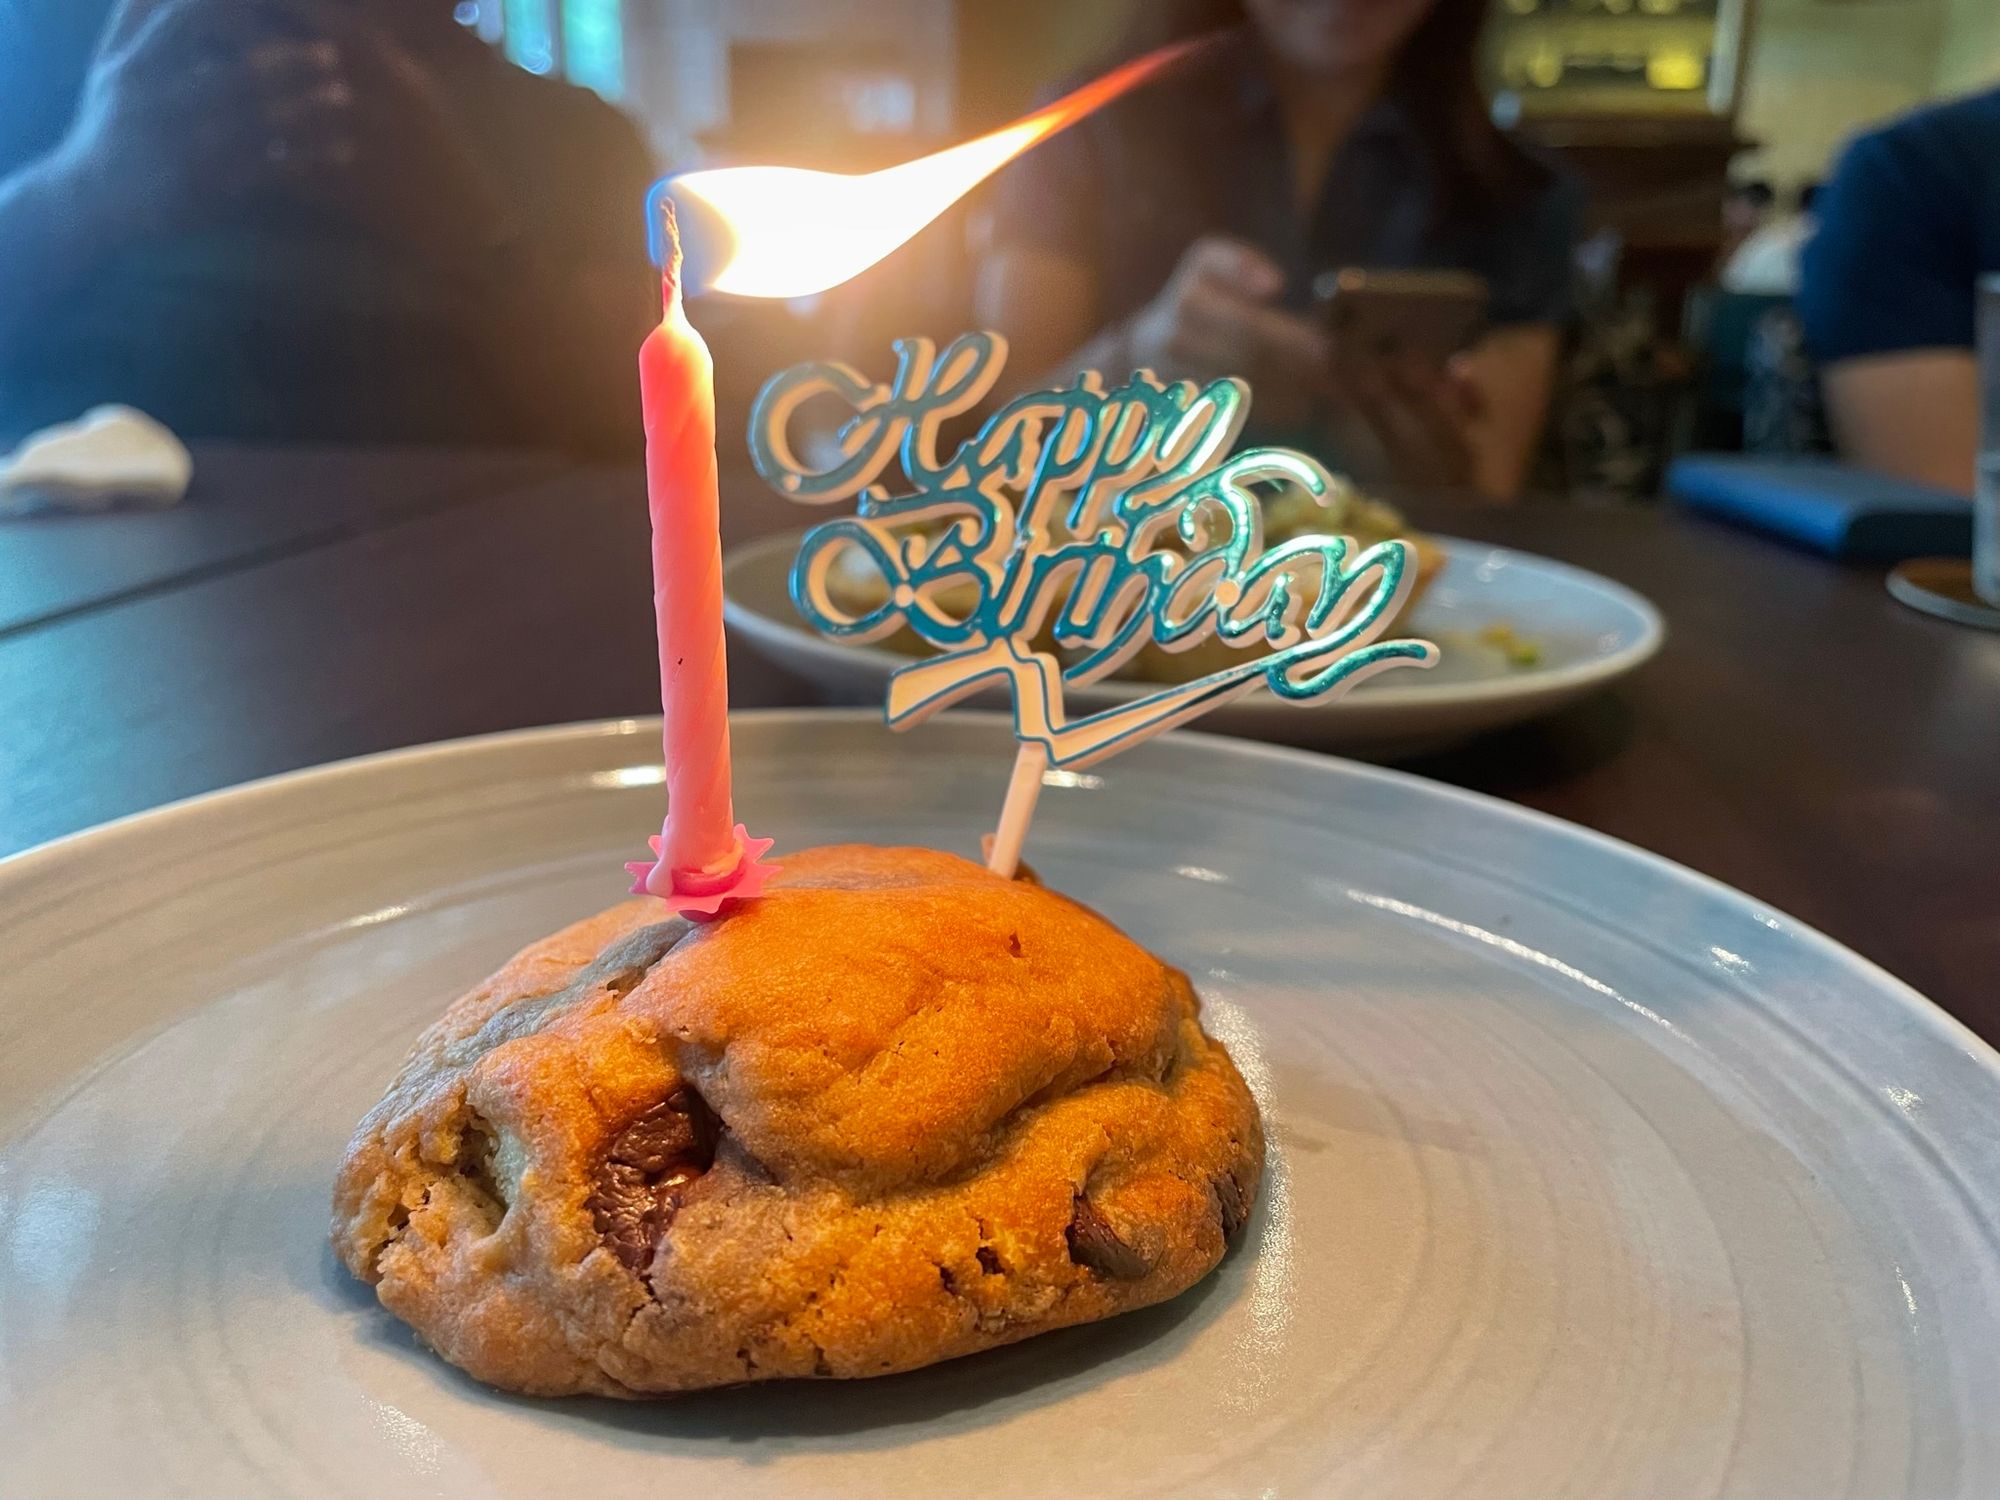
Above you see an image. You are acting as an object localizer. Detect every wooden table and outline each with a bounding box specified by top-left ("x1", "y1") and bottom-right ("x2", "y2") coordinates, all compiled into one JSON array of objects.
[
  {"x1": 2, "y1": 445, "x2": 1994, "y2": 1039},
  {"x1": 0, "y1": 444, "x2": 562, "y2": 636}
]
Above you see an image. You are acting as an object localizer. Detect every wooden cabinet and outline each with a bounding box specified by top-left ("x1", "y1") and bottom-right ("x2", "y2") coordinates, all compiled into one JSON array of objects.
[
  {"x1": 1486, "y1": 0, "x2": 1755, "y2": 120},
  {"x1": 1488, "y1": 0, "x2": 1759, "y2": 317}
]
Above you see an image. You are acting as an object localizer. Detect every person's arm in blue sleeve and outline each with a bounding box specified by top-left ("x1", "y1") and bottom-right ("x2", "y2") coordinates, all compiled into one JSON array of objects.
[
  {"x1": 0, "y1": 2, "x2": 364, "y2": 364},
  {"x1": 1799, "y1": 120, "x2": 1982, "y2": 493},
  {"x1": 0, "y1": 1, "x2": 119, "y2": 359}
]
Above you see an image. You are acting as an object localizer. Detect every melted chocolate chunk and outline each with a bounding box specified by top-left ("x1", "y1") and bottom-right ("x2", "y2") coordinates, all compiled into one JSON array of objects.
[
  {"x1": 611, "y1": 1096, "x2": 704, "y2": 1174},
  {"x1": 1065, "y1": 1192, "x2": 1152, "y2": 1280},
  {"x1": 588, "y1": 1087, "x2": 718, "y2": 1276},
  {"x1": 1213, "y1": 1170, "x2": 1250, "y2": 1239},
  {"x1": 458, "y1": 1117, "x2": 507, "y2": 1213}
]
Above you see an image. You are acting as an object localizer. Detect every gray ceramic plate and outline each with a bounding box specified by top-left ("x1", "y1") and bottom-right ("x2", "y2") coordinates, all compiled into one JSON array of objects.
[
  {"x1": 3, "y1": 713, "x2": 1997, "y2": 1499},
  {"x1": 723, "y1": 532, "x2": 1665, "y2": 757}
]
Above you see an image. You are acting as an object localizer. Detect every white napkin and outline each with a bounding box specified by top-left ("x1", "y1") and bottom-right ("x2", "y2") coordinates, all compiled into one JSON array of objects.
[{"x1": 0, "y1": 406, "x2": 194, "y2": 518}]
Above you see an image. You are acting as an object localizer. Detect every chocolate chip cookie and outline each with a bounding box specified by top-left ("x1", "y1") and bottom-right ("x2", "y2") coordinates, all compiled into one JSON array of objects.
[{"x1": 332, "y1": 845, "x2": 1263, "y2": 1396}]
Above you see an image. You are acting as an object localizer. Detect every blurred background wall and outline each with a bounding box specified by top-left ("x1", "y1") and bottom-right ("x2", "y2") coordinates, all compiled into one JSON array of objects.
[
  {"x1": 1937, "y1": 0, "x2": 2000, "y2": 95},
  {"x1": 466, "y1": 0, "x2": 2000, "y2": 194},
  {"x1": 627, "y1": 0, "x2": 958, "y2": 167},
  {"x1": 469, "y1": 0, "x2": 2000, "y2": 218},
  {"x1": 1736, "y1": 0, "x2": 1997, "y2": 188},
  {"x1": 451, "y1": 0, "x2": 2000, "y2": 450}
]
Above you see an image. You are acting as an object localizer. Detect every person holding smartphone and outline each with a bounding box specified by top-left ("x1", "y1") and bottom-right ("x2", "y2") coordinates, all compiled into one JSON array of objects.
[{"x1": 976, "y1": 0, "x2": 1581, "y2": 502}]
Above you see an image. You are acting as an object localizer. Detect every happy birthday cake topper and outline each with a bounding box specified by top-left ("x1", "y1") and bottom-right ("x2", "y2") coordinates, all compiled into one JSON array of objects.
[{"x1": 751, "y1": 332, "x2": 1440, "y2": 873}]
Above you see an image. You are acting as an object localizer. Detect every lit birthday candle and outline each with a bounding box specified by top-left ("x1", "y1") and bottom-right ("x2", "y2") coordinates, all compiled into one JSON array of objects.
[
  {"x1": 625, "y1": 37, "x2": 1209, "y2": 908},
  {"x1": 627, "y1": 203, "x2": 776, "y2": 917}
]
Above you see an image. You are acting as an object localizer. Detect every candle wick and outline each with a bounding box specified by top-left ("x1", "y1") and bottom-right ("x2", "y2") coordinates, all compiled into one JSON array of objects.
[{"x1": 657, "y1": 195, "x2": 684, "y2": 304}]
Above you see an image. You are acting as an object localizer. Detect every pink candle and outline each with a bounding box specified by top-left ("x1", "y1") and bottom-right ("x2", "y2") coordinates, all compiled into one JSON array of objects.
[{"x1": 627, "y1": 206, "x2": 774, "y2": 916}]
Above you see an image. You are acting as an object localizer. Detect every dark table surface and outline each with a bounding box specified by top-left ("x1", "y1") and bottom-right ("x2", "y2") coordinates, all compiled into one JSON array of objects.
[
  {"x1": 0, "y1": 444, "x2": 563, "y2": 637},
  {"x1": 3, "y1": 444, "x2": 1995, "y2": 1038}
]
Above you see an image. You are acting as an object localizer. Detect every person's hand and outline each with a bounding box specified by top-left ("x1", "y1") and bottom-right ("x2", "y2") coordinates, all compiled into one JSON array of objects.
[
  {"x1": 1122, "y1": 237, "x2": 1330, "y2": 428},
  {"x1": 294, "y1": 5, "x2": 519, "y2": 265},
  {"x1": 1328, "y1": 346, "x2": 1485, "y2": 490},
  {"x1": 59, "y1": 0, "x2": 356, "y2": 235},
  {"x1": 69, "y1": 0, "x2": 515, "y2": 265}
]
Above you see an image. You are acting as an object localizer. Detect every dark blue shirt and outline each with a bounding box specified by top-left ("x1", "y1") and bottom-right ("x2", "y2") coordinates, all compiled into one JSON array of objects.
[
  {"x1": 990, "y1": 44, "x2": 1582, "y2": 331},
  {"x1": 1799, "y1": 86, "x2": 2000, "y2": 364},
  {"x1": 0, "y1": 0, "x2": 108, "y2": 182},
  {"x1": 0, "y1": 6, "x2": 653, "y2": 453}
]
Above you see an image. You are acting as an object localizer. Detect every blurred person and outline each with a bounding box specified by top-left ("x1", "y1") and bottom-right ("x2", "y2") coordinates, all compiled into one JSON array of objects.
[
  {"x1": 975, "y1": 0, "x2": 1583, "y2": 502},
  {"x1": 1799, "y1": 86, "x2": 2000, "y2": 494},
  {"x1": 1718, "y1": 179, "x2": 1775, "y2": 267},
  {"x1": 1720, "y1": 181, "x2": 1819, "y2": 298},
  {"x1": 0, "y1": 0, "x2": 655, "y2": 456}
]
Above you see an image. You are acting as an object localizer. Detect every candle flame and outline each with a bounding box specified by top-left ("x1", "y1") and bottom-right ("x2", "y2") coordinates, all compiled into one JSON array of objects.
[{"x1": 666, "y1": 37, "x2": 1208, "y2": 301}]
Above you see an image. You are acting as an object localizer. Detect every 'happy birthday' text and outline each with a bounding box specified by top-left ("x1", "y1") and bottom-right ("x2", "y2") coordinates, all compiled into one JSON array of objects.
[{"x1": 750, "y1": 332, "x2": 1439, "y2": 765}]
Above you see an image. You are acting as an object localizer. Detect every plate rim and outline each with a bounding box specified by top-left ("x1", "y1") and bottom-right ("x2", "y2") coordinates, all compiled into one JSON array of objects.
[
  {"x1": 3, "y1": 708, "x2": 1993, "y2": 1091},
  {"x1": 721, "y1": 530, "x2": 1668, "y2": 712}
]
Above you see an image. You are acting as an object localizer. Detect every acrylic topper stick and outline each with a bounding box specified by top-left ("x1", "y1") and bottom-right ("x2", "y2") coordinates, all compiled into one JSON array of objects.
[{"x1": 751, "y1": 333, "x2": 1441, "y2": 876}]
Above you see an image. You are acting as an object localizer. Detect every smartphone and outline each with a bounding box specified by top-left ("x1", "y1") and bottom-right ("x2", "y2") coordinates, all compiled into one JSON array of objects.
[{"x1": 1313, "y1": 269, "x2": 1491, "y2": 365}]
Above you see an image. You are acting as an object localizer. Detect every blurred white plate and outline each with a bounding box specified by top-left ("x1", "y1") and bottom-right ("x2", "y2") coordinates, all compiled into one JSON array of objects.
[
  {"x1": 3, "y1": 714, "x2": 1997, "y2": 1499},
  {"x1": 723, "y1": 532, "x2": 1664, "y2": 757}
]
